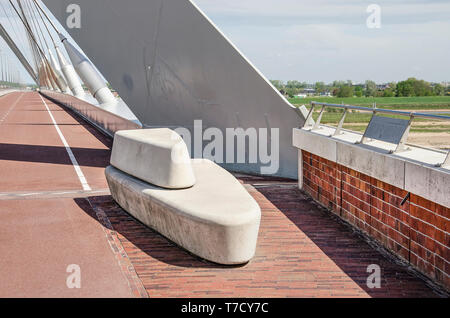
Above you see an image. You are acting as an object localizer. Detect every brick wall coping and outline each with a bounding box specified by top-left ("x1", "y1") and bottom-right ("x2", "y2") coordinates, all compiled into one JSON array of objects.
[{"x1": 293, "y1": 128, "x2": 450, "y2": 208}]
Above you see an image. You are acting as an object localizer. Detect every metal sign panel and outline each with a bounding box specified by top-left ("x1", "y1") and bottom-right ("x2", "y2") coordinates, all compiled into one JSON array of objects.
[
  {"x1": 364, "y1": 115, "x2": 410, "y2": 145},
  {"x1": 42, "y1": 0, "x2": 304, "y2": 178}
]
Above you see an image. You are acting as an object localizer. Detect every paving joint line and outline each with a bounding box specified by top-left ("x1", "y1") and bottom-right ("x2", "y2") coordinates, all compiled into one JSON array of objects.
[
  {"x1": 0, "y1": 189, "x2": 111, "y2": 200},
  {"x1": 87, "y1": 199, "x2": 149, "y2": 298}
]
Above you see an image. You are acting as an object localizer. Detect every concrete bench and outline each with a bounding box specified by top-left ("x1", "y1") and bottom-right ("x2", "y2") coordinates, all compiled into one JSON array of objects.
[
  {"x1": 106, "y1": 129, "x2": 261, "y2": 264},
  {"x1": 106, "y1": 160, "x2": 261, "y2": 264},
  {"x1": 110, "y1": 129, "x2": 195, "y2": 189}
]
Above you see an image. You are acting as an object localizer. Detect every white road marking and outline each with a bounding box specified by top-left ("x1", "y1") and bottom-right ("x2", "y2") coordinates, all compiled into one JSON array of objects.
[
  {"x1": 39, "y1": 94, "x2": 92, "y2": 191},
  {"x1": 0, "y1": 93, "x2": 24, "y2": 124},
  {"x1": 0, "y1": 189, "x2": 110, "y2": 200}
]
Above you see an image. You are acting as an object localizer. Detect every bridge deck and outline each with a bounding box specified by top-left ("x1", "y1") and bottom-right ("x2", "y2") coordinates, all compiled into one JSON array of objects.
[{"x1": 0, "y1": 91, "x2": 442, "y2": 298}]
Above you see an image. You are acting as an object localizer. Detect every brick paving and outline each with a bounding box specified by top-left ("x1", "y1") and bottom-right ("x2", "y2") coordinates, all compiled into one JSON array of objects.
[{"x1": 88, "y1": 176, "x2": 443, "y2": 298}]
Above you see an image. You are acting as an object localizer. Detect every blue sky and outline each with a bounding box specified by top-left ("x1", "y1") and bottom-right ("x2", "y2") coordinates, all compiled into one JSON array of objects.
[
  {"x1": 193, "y1": 0, "x2": 450, "y2": 83},
  {"x1": 1, "y1": 0, "x2": 449, "y2": 84}
]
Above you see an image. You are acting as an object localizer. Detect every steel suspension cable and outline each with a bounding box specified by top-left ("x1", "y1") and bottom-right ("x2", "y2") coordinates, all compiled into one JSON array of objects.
[
  {"x1": 26, "y1": 0, "x2": 61, "y2": 89},
  {"x1": 32, "y1": 0, "x2": 60, "y2": 34},
  {"x1": 0, "y1": 1, "x2": 38, "y2": 83},
  {"x1": 10, "y1": 0, "x2": 35, "y2": 67},
  {"x1": 15, "y1": 0, "x2": 53, "y2": 87},
  {"x1": 31, "y1": 0, "x2": 55, "y2": 44},
  {"x1": 0, "y1": 1, "x2": 23, "y2": 51},
  {"x1": 8, "y1": 0, "x2": 44, "y2": 57},
  {"x1": 24, "y1": 0, "x2": 61, "y2": 89},
  {"x1": 25, "y1": 0, "x2": 49, "y2": 52}
]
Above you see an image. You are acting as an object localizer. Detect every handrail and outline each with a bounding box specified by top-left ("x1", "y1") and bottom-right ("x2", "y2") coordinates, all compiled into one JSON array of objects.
[
  {"x1": 303, "y1": 101, "x2": 450, "y2": 168},
  {"x1": 310, "y1": 102, "x2": 450, "y2": 121}
]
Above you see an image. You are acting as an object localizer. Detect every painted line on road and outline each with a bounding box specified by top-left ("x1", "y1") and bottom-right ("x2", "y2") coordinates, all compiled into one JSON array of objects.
[
  {"x1": 0, "y1": 189, "x2": 110, "y2": 201},
  {"x1": 0, "y1": 93, "x2": 24, "y2": 124},
  {"x1": 39, "y1": 94, "x2": 92, "y2": 191}
]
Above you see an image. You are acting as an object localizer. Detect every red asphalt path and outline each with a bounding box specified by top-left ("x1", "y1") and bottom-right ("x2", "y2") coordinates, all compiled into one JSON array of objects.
[{"x1": 0, "y1": 92, "x2": 136, "y2": 297}]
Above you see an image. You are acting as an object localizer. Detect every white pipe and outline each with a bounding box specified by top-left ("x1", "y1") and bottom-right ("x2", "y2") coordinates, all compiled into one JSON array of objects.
[
  {"x1": 44, "y1": 55, "x2": 62, "y2": 92},
  {"x1": 40, "y1": 58, "x2": 56, "y2": 91},
  {"x1": 55, "y1": 46, "x2": 84, "y2": 98},
  {"x1": 59, "y1": 34, "x2": 116, "y2": 105},
  {"x1": 49, "y1": 49, "x2": 71, "y2": 94}
]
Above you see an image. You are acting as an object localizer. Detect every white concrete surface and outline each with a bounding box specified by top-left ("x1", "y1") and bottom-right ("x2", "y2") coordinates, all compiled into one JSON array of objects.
[
  {"x1": 293, "y1": 127, "x2": 450, "y2": 208},
  {"x1": 293, "y1": 129, "x2": 336, "y2": 162},
  {"x1": 105, "y1": 159, "x2": 261, "y2": 265},
  {"x1": 298, "y1": 149, "x2": 304, "y2": 190},
  {"x1": 300, "y1": 125, "x2": 449, "y2": 167},
  {"x1": 337, "y1": 142, "x2": 405, "y2": 189},
  {"x1": 0, "y1": 89, "x2": 18, "y2": 97},
  {"x1": 111, "y1": 129, "x2": 196, "y2": 189},
  {"x1": 405, "y1": 161, "x2": 450, "y2": 208}
]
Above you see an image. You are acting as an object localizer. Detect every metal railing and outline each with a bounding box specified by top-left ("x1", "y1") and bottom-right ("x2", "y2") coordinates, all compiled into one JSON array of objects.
[{"x1": 302, "y1": 101, "x2": 450, "y2": 168}]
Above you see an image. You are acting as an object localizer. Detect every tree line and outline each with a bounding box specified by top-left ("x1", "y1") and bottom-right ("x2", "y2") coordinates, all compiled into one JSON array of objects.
[
  {"x1": 0, "y1": 81, "x2": 25, "y2": 88},
  {"x1": 270, "y1": 78, "x2": 449, "y2": 98}
]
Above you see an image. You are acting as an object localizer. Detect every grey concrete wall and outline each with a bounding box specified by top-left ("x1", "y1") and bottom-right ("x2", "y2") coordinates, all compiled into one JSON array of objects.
[
  {"x1": 42, "y1": 0, "x2": 304, "y2": 178},
  {"x1": 293, "y1": 128, "x2": 450, "y2": 208},
  {"x1": 41, "y1": 90, "x2": 141, "y2": 137}
]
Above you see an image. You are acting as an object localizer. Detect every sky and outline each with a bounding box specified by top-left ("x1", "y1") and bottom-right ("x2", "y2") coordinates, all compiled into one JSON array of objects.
[
  {"x1": 193, "y1": 0, "x2": 450, "y2": 84},
  {"x1": 1, "y1": 0, "x2": 449, "y2": 85},
  {"x1": 0, "y1": 0, "x2": 86, "y2": 85}
]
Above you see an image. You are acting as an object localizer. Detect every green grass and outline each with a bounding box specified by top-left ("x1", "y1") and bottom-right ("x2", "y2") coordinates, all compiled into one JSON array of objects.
[{"x1": 288, "y1": 96, "x2": 450, "y2": 110}]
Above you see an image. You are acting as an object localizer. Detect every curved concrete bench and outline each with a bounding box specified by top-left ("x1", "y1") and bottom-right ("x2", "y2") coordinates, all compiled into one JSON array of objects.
[
  {"x1": 105, "y1": 159, "x2": 261, "y2": 265},
  {"x1": 110, "y1": 129, "x2": 195, "y2": 189}
]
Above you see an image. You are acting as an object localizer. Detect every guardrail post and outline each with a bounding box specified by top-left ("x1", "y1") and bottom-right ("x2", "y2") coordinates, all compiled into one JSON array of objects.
[
  {"x1": 360, "y1": 110, "x2": 377, "y2": 144},
  {"x1": 333, "y1": 108, "x2": 348, "y2": 136},
  {"x1": 313, "y1": 105, "x2": 326, "y2": 130},
  {"x1": 441, "y1": 152, "x2": 450, "y2": 169},
  {"x1": 394, "y1": 114, "x2": 414, "y2": 153},
  {"x1": 303, "y1": 102, "x2": 315, "y2": 128}
]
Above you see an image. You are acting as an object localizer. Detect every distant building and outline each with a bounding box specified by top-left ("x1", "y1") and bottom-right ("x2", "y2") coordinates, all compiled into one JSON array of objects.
[
  {"x1": 376, "y1": 83, "x2": 391, "y2": 90},
  {"x1": 295, "y1": 88, "x2": 316, "y2": 97},
  {"x1": 295, "y1": 89, "x2": 331, "y2": 98}
]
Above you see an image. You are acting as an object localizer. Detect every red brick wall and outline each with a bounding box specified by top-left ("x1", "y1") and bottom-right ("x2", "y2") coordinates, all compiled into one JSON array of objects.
[{"x1": 302, "y1": 150, "x2": 449, "y2": 290}]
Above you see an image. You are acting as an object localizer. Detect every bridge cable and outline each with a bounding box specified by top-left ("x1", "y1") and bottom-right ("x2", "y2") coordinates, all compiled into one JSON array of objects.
[
  {"x1": 31, "y1": 0, "x2": 55, "y2": 44},
  {"x1": 18, "y1": 0, "x2": 49, "y2": 86},
  {"x1": 11, "y1": 0, "x2": 54, "y2": 87},
  {"x1": 0, "y1": 1, "x2": 37, "y2": 83},
  {"x1": 26, "y1": 0, "x2": 62, "y2": 90},
  {"x1": 32, "y1": 0, "x2": 60, "y2": 35}
]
